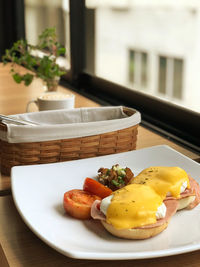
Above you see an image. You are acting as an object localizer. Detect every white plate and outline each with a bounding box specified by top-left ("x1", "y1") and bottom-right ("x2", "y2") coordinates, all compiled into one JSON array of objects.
[{"x1": 11, "y1": 145, "x2": 200, "y2": 260}]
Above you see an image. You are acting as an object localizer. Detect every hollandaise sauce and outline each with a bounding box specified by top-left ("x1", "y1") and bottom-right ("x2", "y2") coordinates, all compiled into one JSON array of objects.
[
  {"x1": 106, "y1": 184, "x2": 163, "y2": 229},
  {"x1": 132, "y1": 166, "x2": 190, "y2": 199}
]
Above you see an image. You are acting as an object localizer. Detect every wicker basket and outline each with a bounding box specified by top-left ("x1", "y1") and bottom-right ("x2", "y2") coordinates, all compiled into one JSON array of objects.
[{"x1": 0, "y1": 107, "x2": 140, "y2": 175}]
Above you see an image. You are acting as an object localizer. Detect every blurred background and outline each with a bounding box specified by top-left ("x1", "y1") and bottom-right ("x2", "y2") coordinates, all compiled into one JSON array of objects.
[{"x1": 24, "y1": 0, "x2": 200, "y2": 114}]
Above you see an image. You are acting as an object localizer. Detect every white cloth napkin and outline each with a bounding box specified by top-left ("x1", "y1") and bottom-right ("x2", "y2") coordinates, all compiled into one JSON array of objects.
[{"x1": 0, "y1": 106, "x2": 141, "y2": 143}]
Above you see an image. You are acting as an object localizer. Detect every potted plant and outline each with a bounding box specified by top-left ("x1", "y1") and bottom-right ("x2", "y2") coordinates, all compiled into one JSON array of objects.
[{"x1": 2, "y1": 28, "x2": 66, "y2": 92}]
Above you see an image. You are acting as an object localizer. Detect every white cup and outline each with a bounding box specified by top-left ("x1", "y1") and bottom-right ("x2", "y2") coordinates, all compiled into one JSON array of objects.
[{"x1": 26, "y1": 92, "x2": 75, "y2": 112}]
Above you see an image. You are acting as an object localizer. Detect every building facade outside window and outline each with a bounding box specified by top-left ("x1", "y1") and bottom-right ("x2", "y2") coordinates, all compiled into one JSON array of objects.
[{"x1": 86, "y1": 0, "x2": 200, "y2": 113}]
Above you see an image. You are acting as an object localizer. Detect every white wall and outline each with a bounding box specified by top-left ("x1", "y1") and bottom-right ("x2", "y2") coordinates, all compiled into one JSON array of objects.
[{"x1": 94, "y1": 5, "x2": 200, "y2": 112}]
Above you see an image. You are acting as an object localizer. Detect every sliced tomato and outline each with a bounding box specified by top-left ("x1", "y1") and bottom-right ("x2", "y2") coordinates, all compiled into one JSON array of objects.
[
  {"x1": 63, "y1": 189, "x2": 101, "y2": 220},
  {"x1": 83, "y1": 178, "x2": 112, "y2": 199}
]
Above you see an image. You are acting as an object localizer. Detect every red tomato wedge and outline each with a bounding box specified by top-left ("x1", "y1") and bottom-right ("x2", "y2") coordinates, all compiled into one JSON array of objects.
[
  {"x1": 63, "y1": 189, "x2": 101, "y2": 220},
  {"x1": 83, "y1": 178, "x2": 112, "y2": 199}
]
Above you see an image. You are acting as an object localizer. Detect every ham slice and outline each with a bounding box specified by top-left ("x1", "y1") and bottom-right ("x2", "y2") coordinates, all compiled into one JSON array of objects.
[
  {"x1": 187, "y1": 176, "x2": 200, "y2": 209},
  {"x1": 91, "y1": 198, "x2": 178, "y2": 229},
  {"x1": 91, "y1": 175, "x2": 200, "y2": 230},
  {"x1": 166, "y1": 176, "x2": 200, "y2": 209},
  {"x1": 138, "y1": 199, "x2": 178, "y2": 229},
  {"x1": 91, "y1": 200, "x2": 106, "y2": 220}
]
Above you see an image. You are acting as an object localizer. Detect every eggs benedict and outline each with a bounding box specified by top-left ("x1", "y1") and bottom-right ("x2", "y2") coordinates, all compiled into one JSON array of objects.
[
  {"x1": 130, "y1": 166, "x2": 200, "y2": 210},
  {"x1": 91, "y1": 183, "x2": 178, "y2": 239}
]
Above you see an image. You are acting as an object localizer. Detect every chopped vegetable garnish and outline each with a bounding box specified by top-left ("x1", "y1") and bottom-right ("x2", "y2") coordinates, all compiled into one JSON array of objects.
[{"x1": 97, "y1": 164, "x2": 134, "y2": 191}]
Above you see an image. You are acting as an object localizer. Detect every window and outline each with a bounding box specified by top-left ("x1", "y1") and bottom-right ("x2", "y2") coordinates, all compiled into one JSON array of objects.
[
  {"x1": 141, "y1": 52, "x2": 148, "y2": 88},
  {"x1": 24, "y1": 0, "x2": 70, "y2": 70},
  {"x1": 158, "y1": 56, "x2": 184, "y2": 100},
  {"x1": 85, "y1": 1, "x2": 200, "y2": 115},
  {"x1": 158, "y1": 56, "x2": 167, "y2": 95},
  {"x1": 129, "y1": 50, "x2": 148, "y2": 90},
  {"x1": 129, "y1": 50, "x2": 135, "y2": 84},
  {"x1": 81, "y1": 1, "x2": 199, "y2": 150},
  {"x1": 173, "y1": 58, "x2": 183, "y2": 99},
  {"x1": 3, "y1": 1, "x2": 198, "y2": 151}
]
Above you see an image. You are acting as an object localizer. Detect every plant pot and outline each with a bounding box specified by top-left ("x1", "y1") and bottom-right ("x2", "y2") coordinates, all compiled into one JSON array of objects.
[{"x1": 45, "y1": 77, "x2": 60, "y2": 92}]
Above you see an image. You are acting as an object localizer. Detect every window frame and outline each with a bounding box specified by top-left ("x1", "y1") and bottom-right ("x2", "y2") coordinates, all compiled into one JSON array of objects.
[
  {"x1": 158, "y1": 55, "x2": 184, "y2": 100},
  {"x1": 0, "y1": 0, "x2": 25, "y2": 58},
  {"x1": 128, "y1": 49, "x2": 149, "y2": 90}
]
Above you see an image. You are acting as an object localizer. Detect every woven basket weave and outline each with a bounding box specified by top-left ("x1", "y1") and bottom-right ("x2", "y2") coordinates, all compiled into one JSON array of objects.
[{"x1": 0, "y1": 107, "x2": 139, "y2": 175}]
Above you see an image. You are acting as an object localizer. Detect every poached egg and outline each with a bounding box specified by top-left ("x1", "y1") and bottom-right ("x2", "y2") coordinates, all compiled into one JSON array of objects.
[
  {"x1": 100, "y1": 184, "x2": 166, "y2": 229},
  {"x1": 131, "y1": 166, "x2": 190, "y2": 199}
]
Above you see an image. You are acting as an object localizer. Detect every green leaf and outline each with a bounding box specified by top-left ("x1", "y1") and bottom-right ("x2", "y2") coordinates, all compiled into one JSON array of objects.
[
  {"x1": 57, "y1": 47, "x2": 66, "y2": 56},
  {"x1": 22, "y1": 73, "x2": 34, "y2": 86},
  {"x1": 111, "y1": 180, "x2": 120, "y2": 187},
  {"x1": 2, "y1": 27, "x2": 67, "y2": 85},
  {"x1": 13, "y1": 73, "x2": 22, "y2": 83}
]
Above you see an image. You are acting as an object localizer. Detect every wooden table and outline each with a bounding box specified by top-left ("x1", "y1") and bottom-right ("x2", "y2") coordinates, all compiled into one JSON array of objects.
[{"x1": 0, "y1": 63, "x2": 199, "y2": 266}]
